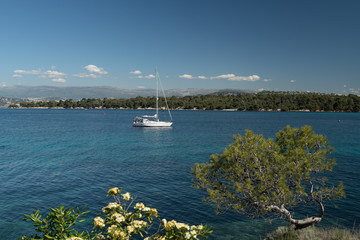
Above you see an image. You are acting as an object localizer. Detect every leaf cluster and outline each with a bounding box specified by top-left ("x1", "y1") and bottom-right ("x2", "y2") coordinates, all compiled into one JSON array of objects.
[{"x1": 20, "y1": 206, "x2": 89, "y2": 240}]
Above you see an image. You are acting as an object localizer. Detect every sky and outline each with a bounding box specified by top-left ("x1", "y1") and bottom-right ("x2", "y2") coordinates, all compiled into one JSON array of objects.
[{"x1": 0, "y1": 0, "x2": 359, "y2": 94}]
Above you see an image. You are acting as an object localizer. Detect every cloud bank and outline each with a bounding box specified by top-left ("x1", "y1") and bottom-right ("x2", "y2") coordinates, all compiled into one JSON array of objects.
[
  {"x1": 179, "y1": 73, "x2": 261, "y2": 81},
  {"x1": 13, "y1": 64, "x2": 108, "y2": 83},
  {"x1": 13, "y1": 68, "x2": 68, "y2": 83}
]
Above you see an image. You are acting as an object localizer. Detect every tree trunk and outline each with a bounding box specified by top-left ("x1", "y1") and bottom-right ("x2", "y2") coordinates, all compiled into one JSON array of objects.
[{"x1": 268, "y1": 201, "x2": 324, "y2": 230}]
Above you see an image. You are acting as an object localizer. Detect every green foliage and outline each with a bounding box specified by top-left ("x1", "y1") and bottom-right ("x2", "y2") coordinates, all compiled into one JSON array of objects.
[
  {"x1": 15, "y1": 92, "x2": 360, "y2": 112},
  {"x1": 192, "y1": 125, "x2": 345, "y2": 226},
  {"x1": 8, "y1": 104, "x2": 19, "y2": 108},
  {"x1": 20, "y1": 188, "x2": 212, "y2": 240},
  {"x1": 20, "y1": 206, "x2": 90, "y2": 240}
]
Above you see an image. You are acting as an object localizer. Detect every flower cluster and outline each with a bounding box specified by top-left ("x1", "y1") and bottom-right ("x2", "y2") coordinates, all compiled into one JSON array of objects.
[
  {"x1": 102, "y1": 202, "x2": 122, "y2": 213},
  {"x1": 94, "y1": 217, "x2": 105, "y2": 228},
  {"x1": 107, "y1": 187, "x2": 121, "y2": 196},
  {"x1": 93, "y1": 187, "x2": 158, "y2": 240},
  {"x1": 161, "y1": 219, "x2": 207, "y2": 240},
  {"x1": 92, "y1": 187, "x2": 212, "y2": 240}
]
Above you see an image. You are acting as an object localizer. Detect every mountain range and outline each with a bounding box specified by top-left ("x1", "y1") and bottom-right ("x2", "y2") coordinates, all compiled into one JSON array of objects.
[{"x1": 0, "y1": 85, "x2": 255, "y2": 99}]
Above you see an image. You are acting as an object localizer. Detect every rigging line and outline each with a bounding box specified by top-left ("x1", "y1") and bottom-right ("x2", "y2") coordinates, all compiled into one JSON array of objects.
[{"x1": 158, "y1": 72, "x2": 173, "y2": 122}]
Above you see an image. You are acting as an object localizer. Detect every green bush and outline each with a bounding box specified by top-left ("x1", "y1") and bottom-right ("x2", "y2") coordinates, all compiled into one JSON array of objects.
[{"x1": 20, "y1": 187, "x2": 212, "y2": 240}]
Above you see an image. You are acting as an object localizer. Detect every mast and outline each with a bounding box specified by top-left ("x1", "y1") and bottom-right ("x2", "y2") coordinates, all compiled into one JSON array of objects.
[{"x1": 155, "y1": 69, "x2": 159, "y2": 119}]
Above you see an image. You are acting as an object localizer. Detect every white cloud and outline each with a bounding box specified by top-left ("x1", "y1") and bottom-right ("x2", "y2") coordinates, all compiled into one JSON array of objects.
[
  {"x1": 228, "y1": 75, "x2": 260, "y2": 81},
  {"x1": 290, "y1": 80, "x2": 295, "y2": 83},
  {"x1": 180, "y1": 73, "x2": 261, "y2": 82},
  {"x1": 73, "y1": 73, "x2": 98, "y2": 78},
  {"x1": 344, "y1": 85, "x2": 347, "y2": 88},
  {"x1": 84, "y1": 64, "x2": 108, "y2": 74},
  {"x1": 73, "y1": 65, "x2": 108, "y2": 79},
  {"x1": 145, "y1": 74, "x2": 155, "y2": 79},
  {"x1": 179, "y1": 74, "x2": 195, "y2": 79},
  {"x1": 1, "y1": 82, "x2": 6, "y2": 87},
  {"x1": 210, "y1": 74, "x2": 236, "y2": 80},
  {"x1": 179, "y1": 74, "x2": 208, "y2": 80},
  {"x1": 137, "y1": 86, "x2": 145, "y2": 89},
  {"x1": 263, "y1": 78, "x2": 272, "y2": 82},
  {"x1": 13, "y1": 68, "x2": 68, "y2": 83},
  {"x1": 45, "y1": 70, "x2": 67, "y2": 78},
  {"x1": 13, "y1": 69, "x2": 67, "y2": 78},
  {"x1": 130, "y1": 70, "x2": 142, "y2": 75},
  {"x1": 14, "y1": 69, "x2": 42, "y2": 75},
  {"x1": 51, "y1": 78, "x2": 66, "y2": 83}
]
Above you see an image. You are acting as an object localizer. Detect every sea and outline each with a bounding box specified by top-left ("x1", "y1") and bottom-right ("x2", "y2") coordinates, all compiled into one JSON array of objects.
[{"x1": 0, "y1": 109, "x2": 359, "y2": 239}]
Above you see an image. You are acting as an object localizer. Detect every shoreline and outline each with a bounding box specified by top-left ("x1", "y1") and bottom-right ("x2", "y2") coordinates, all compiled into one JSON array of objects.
[{"x1": 5, "y1": 106, "x2": 358, "y2": 113}]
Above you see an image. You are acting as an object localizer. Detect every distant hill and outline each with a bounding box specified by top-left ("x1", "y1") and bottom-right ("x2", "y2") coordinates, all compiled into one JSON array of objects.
[{"x1": 0, "y1": 85, "x2": 255, "y2": 99}]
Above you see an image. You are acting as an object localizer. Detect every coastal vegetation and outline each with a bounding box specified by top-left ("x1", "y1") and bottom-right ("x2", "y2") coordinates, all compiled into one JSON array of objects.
[
  {"x1": 20, "y1": 187, "x2": 212, "y2": 240},
  {"x1": 193, "y1": 125, "x2": 345, "y2": 230},
  {"x1": 11, "y1": 92, "x2": 360, "y2": 112}
]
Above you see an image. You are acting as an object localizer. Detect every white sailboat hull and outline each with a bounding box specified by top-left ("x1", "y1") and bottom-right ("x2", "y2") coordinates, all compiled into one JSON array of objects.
[{"x1": 133, "y1": 120, "x2": 172, "y2": 127}]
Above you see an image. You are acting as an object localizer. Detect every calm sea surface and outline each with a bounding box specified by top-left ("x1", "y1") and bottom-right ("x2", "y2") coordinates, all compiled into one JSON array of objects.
[{"x1": 0, "y1": 109, "x2": 359, "y2": 239}]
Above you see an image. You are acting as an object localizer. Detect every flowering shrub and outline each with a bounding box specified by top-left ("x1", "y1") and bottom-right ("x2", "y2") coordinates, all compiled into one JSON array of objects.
[
  {"x1": 20, "y1": 187, "x2": 212, "y2": 240},
  {"x1": 93, "y1": 187, "x2": 212, "y2": 240}
]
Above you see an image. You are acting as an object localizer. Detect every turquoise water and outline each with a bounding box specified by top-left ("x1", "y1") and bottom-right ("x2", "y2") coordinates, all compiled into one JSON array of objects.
[{"x1": 0, "y1": 109, "x2": 359, "y2": 239}]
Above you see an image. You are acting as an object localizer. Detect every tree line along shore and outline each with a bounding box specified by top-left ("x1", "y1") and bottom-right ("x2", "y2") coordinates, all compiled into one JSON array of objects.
[{"x1": 9, "y1": 91, "x2": 360, "y2": 112}]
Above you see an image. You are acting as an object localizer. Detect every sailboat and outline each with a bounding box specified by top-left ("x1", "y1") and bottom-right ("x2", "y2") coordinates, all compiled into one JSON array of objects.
[{"x1": 133, "y1": 70, "x2": 173, "y2": 127}]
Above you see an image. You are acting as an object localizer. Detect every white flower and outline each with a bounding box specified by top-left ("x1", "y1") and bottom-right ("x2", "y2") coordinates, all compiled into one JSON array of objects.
[
  {"x1": 134, "y1": 202, "x2": 145, "y2": 210},
  {"x1": 93, "y1": 217, "x2": 105, "y2": 228},
  {"x1": 122, "y1": 192, "x2": 131, "y2": 201},
  {"x1": 175, "y1": 222, "x2": 190, "y2": 230},
  {"x1": 167, "y1": 220, "x2": 176, "y2": 228},
  {"x1": 102, "y1": 202, "x2": 122, "y2": 212},
  {"x1": 127, "y1": 225, "x2": 135, "y2": 233},
  {"x1": 133, "y1": 220, "x2": 147, "y2": 228},
  {"x1": 108, "y1": 187, "x2": 120, "y2": 196},
  {"x1": 143, "y1": 207, "x2": 151, "y2": 212},
  {"x1": 185, "y1": 232, "x2": 191, "y2": 240},
  {"x1": 108, "y1": 225, "x2": 117, "y2": 233},
  {"x1": 150, "y1": 208, "x2": 158, "y2": 216},
  {"x1": 113, "y1": 230, "x2": 127, "y2": 238},
  {"x1": 112, "y1": 212, "x2": 125, "y2": 223}
]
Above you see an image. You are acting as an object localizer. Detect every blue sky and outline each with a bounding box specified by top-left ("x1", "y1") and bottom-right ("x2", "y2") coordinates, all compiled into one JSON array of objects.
[{"x1": 0, "y1": 0, "x2": 359, "y2": 94}]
